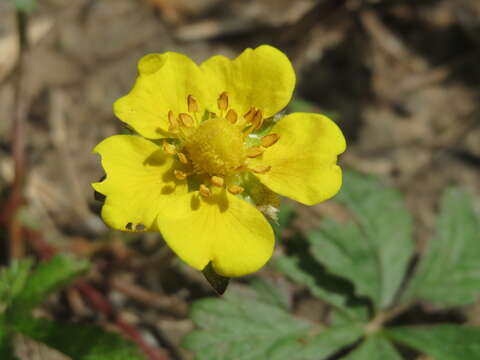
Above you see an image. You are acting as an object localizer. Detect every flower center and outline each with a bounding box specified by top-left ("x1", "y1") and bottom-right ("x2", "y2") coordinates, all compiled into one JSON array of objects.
[
  {"x1": 184, "y1": 118, "x2": 246, "y2": 176},
  {"x1": 164, "y1": 92, "x2": 280, "y2": 197}
]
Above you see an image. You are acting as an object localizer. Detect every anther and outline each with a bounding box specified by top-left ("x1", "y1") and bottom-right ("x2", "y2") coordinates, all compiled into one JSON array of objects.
[
  {"x1": 244, "y1": 107, "x2": 256, "y2": 123},
  {"x1": 261, "y1": 133, "x2": 280, "y2": 147},
  {"x1": 162, "y1": 141, "x2": 176, "y2": 155},
  {"x1": 228, "y1": 185, "x2": 244, "y2": 195},
  {"x1": 168, "y1": 110, "x2": 178, "y2": 131},
  {"x1": 174, "y1": 170, "x2": 188, "y2": 180},
  {"x1": 179, "y1": 113, "x2": 194, "y2": 127},
  {"x1": 252, "y1": 109, "x2": 263, "y2": 130},
  {"x1": 249, "y1": 165, "x2": 271, "y2": 174},
  {"x1": 246, "y1": 146, "x2": 264, "y2": 158},
  {"x1": 177, "y1": 152, "x2": 188, "y2": 164},
  {"x1": 211, "y1": 176, "x2": 224, "y2": 187},
  {"x1": 187, "y1": 95, "x2": 199, "y2": 113},
  {"x1": 217, "y1": 91, "x2": 228, "y2": 111},
  {"x1": 199, "y1": 184, "x2": 211, "y2": 197},
  {"x1": 226, "y1": 109, "x2": 238, "y2": 124}
]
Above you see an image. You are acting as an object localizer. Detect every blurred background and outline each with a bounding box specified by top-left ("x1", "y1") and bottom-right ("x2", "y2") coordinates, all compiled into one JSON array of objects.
[{"x1": 1, "y1": 0, "x2": 480, "y2": 359}]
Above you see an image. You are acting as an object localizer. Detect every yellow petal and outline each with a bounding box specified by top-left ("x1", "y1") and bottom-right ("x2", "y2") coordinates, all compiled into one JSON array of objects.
[
  {"x1": 114, "y1": 52, "x2": 205, "y2": 139},
  {"x1": 157, "y1": 191, "x2": 274, "y2": 277},
  {"x1": 92, "y1": 135, "x2": 187, "y2": 232},
  {"x1": 252, "y1": 112, "x2": 346, "y2": 205},
  {"x1": 201, "y1": 45, "x2": 295, "y2": 118}
]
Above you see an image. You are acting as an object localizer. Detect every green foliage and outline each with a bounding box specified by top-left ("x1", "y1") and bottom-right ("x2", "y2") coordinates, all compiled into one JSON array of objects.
[
  {"x1": 183, "y1": 284, "x2": 362, "y2": 360},
  {"x1": 387, "y1": 326, "x2": 480, "y2": 360},
  {"x1": 288, "y1": 98, "x2": 316, "y2": 113},
  {"x1": 274, "y1": 202, "x2": 296, "y2": 236},
  {"x1": 185, "y1": 170, "x2": 480, "y2": 360},
  {"x1": 0, "y1": 255, "x2": 144, "y2": 360},
  {"x1": 9, "y1": 254, "x2": 89, "y2": 316},
  {"x1": 308, "y1": 220, "x2": 381, "y2": 306},
  {"x1": 249, "y1": 278, "x2": 290, "y2": 311},
  {"x1": 0, "y1": 259, "x2": 33, "y2": 312},
  {"x1": 333, "y1": 171, "x2": 414, "y2": 309},
  {"x1": 275, "y1": 255, "x2": 368, "y2": 323},
  {"x1": 404, "y1": 188, "x2": 480, "y2": 306},
  {"x1": 13, "y1": 317, "x2": 143, "y2": 360},
  {"x1": 0, "y1": 314, "x2": 15, "y2": 360},
  {"x1": 344, "y1": 334, "x2": 402, "y2": 360},
  {"x1": 11, "y1": 0, "x2": 36, "y2": 12},
  {"x1": 287, "y1": 98, "x2": 339, "y2": 121}
]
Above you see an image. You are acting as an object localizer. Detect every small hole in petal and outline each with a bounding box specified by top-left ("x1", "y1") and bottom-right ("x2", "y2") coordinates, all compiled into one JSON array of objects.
[
  {"x1": 135, "y1": 223, "x2": 145, "y2": 231},
  {"x1": 125, "y1": 222, "x2": 133, "y2": 230}
]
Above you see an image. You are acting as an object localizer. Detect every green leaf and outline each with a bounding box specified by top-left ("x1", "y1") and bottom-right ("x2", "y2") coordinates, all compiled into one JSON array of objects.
[
  {"x1": 184, "y1": 285, "x2": 361, "y2": 360},
  {"x1": 0, "y1": 259, "x2": 33, "y2": 312},
  {"x1": 268, "y1": 326, "x2": 363, "y2": 360},
  {"x1": 275, "y1": 202, "x2": 296, "y2": 234},
  {"x1": 308, "y1": 220, "x2": 379, "y2": 306},
  {"x1": 405, "y1": 188, "x2": 480, "y2": 306},
  {"x1": 275, "y1": 254, "x2": 368, "y2": 323},
  {"x1": 184, "y1": 287, "x2": 310, "y2": 360},
  {"x1": 12, "y1": 0, "x2": 36, "y2": 12},
  {"x1": 10, "y1": 254, "x2": 89, "y2": 316},
  {"x1": 324, "y1": 170, "x2": 414, "y2": 309},
  {"x1": 272, "y1": 202, "x2": 296, "y2": 239},
  {"x1": 0, "y1": 315, "x2": 12, "y2": 359},
  {"x1": 13, "y1": 316, "x2": 144, "y2": 360},
  {"x1": 0, "y1": 314, "x2": 18, "y2": 360},
  {"x1": 344, "y1": 334, "x2": 402, "y2": 360},
  {"x1": 0, "y1": 342, "x2": 16, "y2": 360},
  {"x1": 387, "y1": 325, "x2": 480, "y2": 360},
  {"x1": 249, "y1": 277, "x2": 290, "y2": 311},
  {"x1": 288, "y1": 98, "x2": 316, "y2": 113}
]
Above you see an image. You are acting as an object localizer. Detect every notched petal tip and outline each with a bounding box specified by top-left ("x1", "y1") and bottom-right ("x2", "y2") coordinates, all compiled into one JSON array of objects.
[
  {"x1": 114, "y1": 52, "x2": 205, "y2": 140},
  {"x1": 93, "y1": 175, "x2": 107, "y2": 202},
  {"x1": 200, "y1": 44, "x2": 296, "y2": 119},
  {"x1": 91, "y1": 135, "x2": 187, "y2": 233},
  {"x1": 157, "y1": 192, "x2": 274, "y2": 278},
  {"x1": 137, "y1": 53, "x2": 168, "y2": 75}
]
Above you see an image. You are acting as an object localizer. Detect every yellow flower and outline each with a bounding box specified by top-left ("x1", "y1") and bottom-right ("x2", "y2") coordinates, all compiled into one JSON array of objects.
[{"x1": 92, "y1": 45, "x2": 346, "y2": 277}]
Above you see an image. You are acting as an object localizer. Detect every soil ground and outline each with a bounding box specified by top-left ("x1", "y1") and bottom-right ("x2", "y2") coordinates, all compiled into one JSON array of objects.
[{"x1": 1, "y1": 0, "x2": 480, "y2": 359}]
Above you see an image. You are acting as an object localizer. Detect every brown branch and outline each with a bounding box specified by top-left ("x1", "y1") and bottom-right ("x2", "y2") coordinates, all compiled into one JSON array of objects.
[
  {"x1": 110, "y1": 277, "x2": 188, "y2": 317},
  {"x1": 76, "y1": 281, "x2": 168, "y2": 360},
  {"x1": 1, "y1": 9, "x2": 169, "y2": 360},
  {"x1": 0, "y1": 10, "x2": 31, "y2": 259},
  {"x1": 26, "y1": 230, "x2": 170, "y2": 360}
]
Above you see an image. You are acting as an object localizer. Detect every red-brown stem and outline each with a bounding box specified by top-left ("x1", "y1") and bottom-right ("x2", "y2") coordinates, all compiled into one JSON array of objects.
[
  {"x1": 1, "y1": 10, "x2": 29, "y2": 259},
  {"x1": 9, "y1": 76, "x2": 27, "y2": 259},
  {"x1": 24, "y1": 229, "x2": 56, "y2": 260},
  {"x1": 76, "y1": 281, "x2": 168, "y2": 360},
  {"x1": 26, "y1": 230, "x2": 169, "y2": 360},
  {"x1": 3, "y1": 10, "x2": 169, "y2": 360}
]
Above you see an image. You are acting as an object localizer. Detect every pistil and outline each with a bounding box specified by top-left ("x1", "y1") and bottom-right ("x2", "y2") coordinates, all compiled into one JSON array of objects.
[{"x1": 164, "y1": 92, "x2": 279, "y2": 198}]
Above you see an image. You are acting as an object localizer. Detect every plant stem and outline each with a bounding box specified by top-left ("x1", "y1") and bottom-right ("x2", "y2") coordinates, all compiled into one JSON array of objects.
[
  {"x1": 364, "y1": 301, "x2": 415, "y2": 335},
  {"x1": 6, "y1": 9, "x2": 30, "y2": 259}
]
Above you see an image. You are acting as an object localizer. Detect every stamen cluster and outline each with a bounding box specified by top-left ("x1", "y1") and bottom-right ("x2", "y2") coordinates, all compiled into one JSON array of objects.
[{"x1": 162, "y1": 92, "x2": 280, "y2": 197}]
